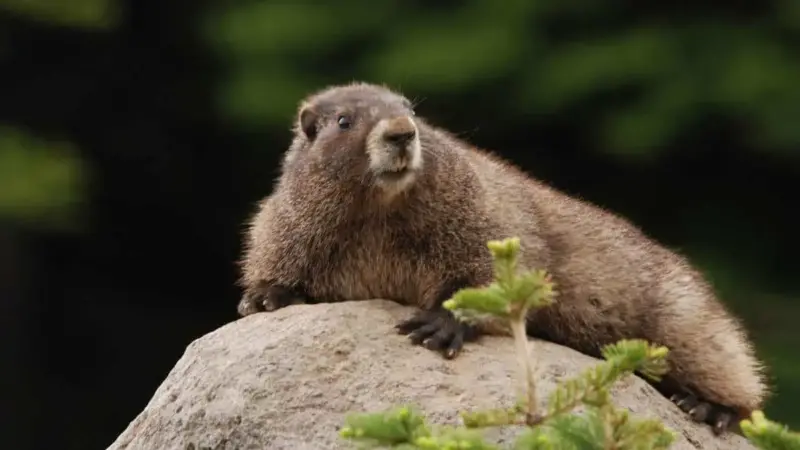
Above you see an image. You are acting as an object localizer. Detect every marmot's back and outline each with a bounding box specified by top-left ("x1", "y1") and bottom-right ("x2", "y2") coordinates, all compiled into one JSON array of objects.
[{"x1": 463, "y1": 142, "x2": 665, "y2": 290}]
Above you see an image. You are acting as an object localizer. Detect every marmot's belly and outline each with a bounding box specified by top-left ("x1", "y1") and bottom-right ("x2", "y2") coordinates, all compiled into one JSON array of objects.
[{"x1": 310, "y1": 260, "x2": 424, "y2": 306}]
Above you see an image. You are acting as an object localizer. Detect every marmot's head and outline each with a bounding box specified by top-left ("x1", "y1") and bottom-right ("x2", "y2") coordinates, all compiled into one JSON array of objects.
[{"x1": 282, "y1": 82, "x2": 423, "y2": 198}]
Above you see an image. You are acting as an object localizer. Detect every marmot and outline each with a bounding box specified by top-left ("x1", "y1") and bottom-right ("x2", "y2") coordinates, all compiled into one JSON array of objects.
[{"x1": 237, "y1": 82, "x2": 768, "y2": 436}]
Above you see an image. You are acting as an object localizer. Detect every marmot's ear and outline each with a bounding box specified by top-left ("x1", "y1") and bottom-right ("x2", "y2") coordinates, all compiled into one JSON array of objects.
[{"x1": 299, "y1": 106, "x2": 319, "y2": 140}]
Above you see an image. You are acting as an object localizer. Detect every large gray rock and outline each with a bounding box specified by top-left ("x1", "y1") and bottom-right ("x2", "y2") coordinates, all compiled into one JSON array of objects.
[{"x1": 107, "y1": 300, "x2": 755, "y2": 450}]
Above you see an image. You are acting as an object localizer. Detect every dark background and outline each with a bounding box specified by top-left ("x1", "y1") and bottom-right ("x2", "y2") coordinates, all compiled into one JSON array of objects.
[{"x1": 0, "y1": 1, "x2": 798, "y2": 449}]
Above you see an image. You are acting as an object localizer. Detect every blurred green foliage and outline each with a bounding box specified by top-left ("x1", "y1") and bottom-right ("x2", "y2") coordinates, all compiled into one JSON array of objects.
[
  {"x1": 0, "y1": 126, "x2": 85, "y2": 229},
  {"x1": 0, "y1": 0, "x2": 116, "y2": 230},
  {"x1": 0, "y1": 0, "x2": 119, "y2": 29},
  {"x1": 203, "y1": 1, "x2": 800, "y2": 160}
]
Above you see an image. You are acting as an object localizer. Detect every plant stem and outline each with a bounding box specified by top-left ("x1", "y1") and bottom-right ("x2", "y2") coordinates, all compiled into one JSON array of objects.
[{"x1": 510, "y1": 313, "x2": 537, "y2": 422}]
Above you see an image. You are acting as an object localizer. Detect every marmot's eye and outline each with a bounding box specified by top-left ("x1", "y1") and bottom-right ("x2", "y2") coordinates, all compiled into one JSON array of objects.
[{"x1": 337, "y1": 116, "x2": 352, "y2": 130}]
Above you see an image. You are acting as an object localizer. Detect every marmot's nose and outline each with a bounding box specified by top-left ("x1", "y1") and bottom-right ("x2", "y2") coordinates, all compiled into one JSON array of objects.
[
  {"x1": 384, "y1": 129, "x2": 415, "y2": 146},
  {"x1": 382, "y1": 116, "x2": 416, "y2": 147}
]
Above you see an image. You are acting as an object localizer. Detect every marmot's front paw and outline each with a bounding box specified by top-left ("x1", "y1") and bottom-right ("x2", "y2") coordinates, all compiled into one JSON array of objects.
[
  {"x1": 237, "y1": 291, "x2": 263, "y2": 316},
  {"x1": 395, "y1": 309, "x2": 480, "y2": 359},
  {"x1": 237, "y1": 283, "x2": 307, "y2": 317},
  {"x1": 670, "y1": 392, "x2": 737, "y2": 435}
]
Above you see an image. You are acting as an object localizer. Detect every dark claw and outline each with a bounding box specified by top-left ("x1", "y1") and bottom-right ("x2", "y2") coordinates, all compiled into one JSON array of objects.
[
  {"x1": 395, "y1": 314, "x2": 429, "y2": 334},
  {"x1": 689, "y1": 402, "x2": 712, "y2": 423},
  {"x1": 669, "y1": 393, "x2": 736, "y2": 435},
  {"x1": 237, "y1": 283, "x2": 308, "y2": 317},
  {"x1": 422, "y1": 326, "x2": 455, "y2": 351},
  {"x1": 675, "y1": 393, "x2": 700, "y2": 413},
  {"x1": 712, "y1": 411, "x2": 734, "y2": 436},
  {"x1": 444, "y1": 330, "x2": 464, "y2": 359},
  {"x1": 408, "y1": 322, "x2": 440, "y2": 345},
  {"x1": 395, "y1": 309, "x2": 479, "y2": 359}
]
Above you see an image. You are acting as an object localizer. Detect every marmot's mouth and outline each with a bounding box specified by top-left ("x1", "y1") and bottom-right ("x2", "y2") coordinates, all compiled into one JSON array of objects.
[{"x1": 378, "y1": 167, "x2": 413, "y2": 182}]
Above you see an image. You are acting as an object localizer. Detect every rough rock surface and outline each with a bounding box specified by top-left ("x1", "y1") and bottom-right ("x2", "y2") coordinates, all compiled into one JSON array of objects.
[{"x1": 107, "y1": 300, "x2": 755, "y2": 450}]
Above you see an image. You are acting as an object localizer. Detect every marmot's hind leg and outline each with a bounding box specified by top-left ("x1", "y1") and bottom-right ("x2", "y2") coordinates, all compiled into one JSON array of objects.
[
  {"x1": 651, "y1": 377, "x2": 738, "y2": 434},
  {"x1": 647, "y1": 272, "x2": 768, "y2": 435}
]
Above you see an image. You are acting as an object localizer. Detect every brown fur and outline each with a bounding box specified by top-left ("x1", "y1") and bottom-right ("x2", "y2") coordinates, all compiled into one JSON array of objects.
[{"x1": 237, "y1": 82, "x2": 768, "y2": 434}]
